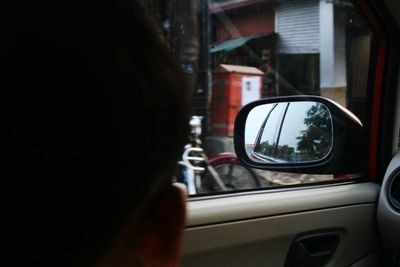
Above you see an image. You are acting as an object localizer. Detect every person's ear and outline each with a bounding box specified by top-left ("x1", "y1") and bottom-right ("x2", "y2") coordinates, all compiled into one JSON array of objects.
[
  {"x1": 97, "y1": 183, "x2": 187, "y2": 267},
  {"x1": 133, "y1": 183, "x2": 187, "y2": 266}
]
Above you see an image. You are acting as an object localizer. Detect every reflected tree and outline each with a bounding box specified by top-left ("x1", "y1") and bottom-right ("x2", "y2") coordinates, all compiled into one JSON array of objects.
[
  {"x1": 278, "y1": 145, "x2": 295, "y2": 160},
  {"x1": 296, "y1": 104, "x2": 332, "y2": 160},
  {"x1": 257, "y1": 141, "x2": 294, "y2": 161},
  {"x1": 258, "y1": 140, "x2": 274, "y2": 156}
]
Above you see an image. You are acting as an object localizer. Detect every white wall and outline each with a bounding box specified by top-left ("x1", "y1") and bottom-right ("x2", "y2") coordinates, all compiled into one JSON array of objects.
[
  {"x1": 334, "y1": 6, "x2": 347, "y2": 88},
  {"x1": 319, "y1": 0, "x2": 335, "y2": 88},
  {"x1": 320, "y1": 0, "x2": 347, "y2": 89}
]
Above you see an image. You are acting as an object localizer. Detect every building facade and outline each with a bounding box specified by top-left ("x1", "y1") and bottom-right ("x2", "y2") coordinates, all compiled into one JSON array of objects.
[{"x1": 210, "y1": 0, "x2": 370, "y2": 112}]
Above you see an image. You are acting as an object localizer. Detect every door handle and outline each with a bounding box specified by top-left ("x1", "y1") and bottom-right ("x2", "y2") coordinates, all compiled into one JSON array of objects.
[{"x1": 285, "y1": 232, "x2": 340, "y2": 267}]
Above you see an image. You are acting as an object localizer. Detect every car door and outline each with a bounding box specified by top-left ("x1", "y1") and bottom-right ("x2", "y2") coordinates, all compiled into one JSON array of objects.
[{"x1": 175, "y1": 0, "x2": 400, "y2": 266}]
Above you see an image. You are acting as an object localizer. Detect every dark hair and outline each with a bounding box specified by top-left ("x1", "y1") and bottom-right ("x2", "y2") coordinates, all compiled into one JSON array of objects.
[{"x1": 1, "y1": 0, "x2": 189, "y2": 266}]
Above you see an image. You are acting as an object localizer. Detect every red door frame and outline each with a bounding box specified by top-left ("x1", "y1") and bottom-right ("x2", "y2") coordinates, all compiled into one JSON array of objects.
[{"x1": 354, "y1": 0, "x2": 389, "y2": 181}]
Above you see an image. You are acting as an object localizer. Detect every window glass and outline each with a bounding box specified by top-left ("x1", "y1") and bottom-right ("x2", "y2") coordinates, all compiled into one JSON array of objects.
[
  {"x1": 140, "y1": 0, "x2": 373, "y2": 195},
  {"x1": 257, "y1": 103, "x2": 287, "y2": 151}
]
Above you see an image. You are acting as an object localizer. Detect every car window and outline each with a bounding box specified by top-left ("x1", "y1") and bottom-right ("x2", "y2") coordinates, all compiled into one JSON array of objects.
[{"x1": 139, "y1": 0, "x2": 373, "y2": 196}]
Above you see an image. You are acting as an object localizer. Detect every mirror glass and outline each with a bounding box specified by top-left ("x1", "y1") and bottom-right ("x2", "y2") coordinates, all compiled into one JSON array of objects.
[{"x1": 245, "y1": 101, "x2": 333, "y2": 163}]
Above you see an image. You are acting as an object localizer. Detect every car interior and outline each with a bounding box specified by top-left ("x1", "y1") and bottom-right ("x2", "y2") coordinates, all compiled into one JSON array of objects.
[
  {"x1": 165, "y1": 0, "x2": 400, "y2": 266},
  {"x1": 28, "y1": 0, "x2": 394, "y2": 266},
  {"x1": 6, "y1": 0, "x2": 400, "y2": 266}
]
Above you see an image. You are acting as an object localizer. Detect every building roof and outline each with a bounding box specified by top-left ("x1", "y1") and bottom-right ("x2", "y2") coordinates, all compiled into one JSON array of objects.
[
  {"x1": 211, "y1": 33, "x2": 276, "y2": 53},
  {"x1": 216, "y1": 64, "x2": 264, "y2": 75},
  {"x1": 210, "y1": 0, "x2": 271, "y2": 14},
  {"x1": 211, "y1": 36, "x2": 253, "y2": 53}
]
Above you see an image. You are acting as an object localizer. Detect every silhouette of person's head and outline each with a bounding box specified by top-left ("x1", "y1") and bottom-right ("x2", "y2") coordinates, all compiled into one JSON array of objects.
[{"x1": 1, "y1": 1, "x2": 190, "y2": 266}]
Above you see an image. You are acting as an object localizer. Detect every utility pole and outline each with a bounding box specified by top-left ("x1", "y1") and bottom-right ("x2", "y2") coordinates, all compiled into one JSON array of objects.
[
  {"x1": 168, "y1": 0, "x2": 199, "y2": 95},
  {"x1": 198, "y1": 0, "x2": 212, "y2": 131},
  {"x1": 136, "y1": 0, "x2": 199, "y2": 96}
]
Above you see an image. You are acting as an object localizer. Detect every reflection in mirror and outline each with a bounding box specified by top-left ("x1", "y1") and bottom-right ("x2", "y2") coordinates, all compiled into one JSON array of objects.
[{"x1": 245, "y1": 101, "x2": 333, "y2": 163}]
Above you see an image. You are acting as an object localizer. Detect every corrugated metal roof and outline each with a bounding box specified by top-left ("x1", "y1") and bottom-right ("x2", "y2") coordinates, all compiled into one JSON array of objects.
[
  {"x1": 211, "y1": 36, "x2": 253, "y2": 53},
  {"x1": 211, "y1": 33, "x2": 276, "y2": 53}
]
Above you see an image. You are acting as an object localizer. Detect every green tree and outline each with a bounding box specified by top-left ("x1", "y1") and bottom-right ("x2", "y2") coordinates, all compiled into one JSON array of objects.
[{"x1": 296, "y1": 103, "x2": 332, "y2": 160}]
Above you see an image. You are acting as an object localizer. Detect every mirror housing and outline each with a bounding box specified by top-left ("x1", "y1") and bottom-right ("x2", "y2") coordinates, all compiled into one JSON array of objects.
[{"x1": 234, "y1": 96, "x2": 365, "y2": 176}]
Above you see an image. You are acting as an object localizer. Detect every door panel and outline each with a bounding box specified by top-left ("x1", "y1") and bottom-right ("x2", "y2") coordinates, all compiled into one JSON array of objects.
[
  {"x1": 183, "y1": 183, "x2": 380, "y2": 267},
  {"x1": 378, "y1": 153, "x2": 400, "y2": 249}
]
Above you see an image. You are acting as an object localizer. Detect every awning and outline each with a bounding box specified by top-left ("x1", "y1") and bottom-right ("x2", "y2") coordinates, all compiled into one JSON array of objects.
[
  {"x1": 210, "y1": 33, "x2": 276, "y2": 53},
  {"x1": 211, "y1": 36, "x2": 253, "y2": 53}
]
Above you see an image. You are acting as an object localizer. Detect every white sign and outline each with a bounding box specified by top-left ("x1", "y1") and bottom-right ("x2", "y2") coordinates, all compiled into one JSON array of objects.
[{"x1": 242, "y1": 76, "x2": 260, "y2": 106}]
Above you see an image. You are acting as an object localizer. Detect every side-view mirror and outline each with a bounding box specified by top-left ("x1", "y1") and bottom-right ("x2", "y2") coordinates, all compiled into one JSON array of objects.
[{"x1": 234, "y1": 96, "x2": 365, "y2": 176}]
